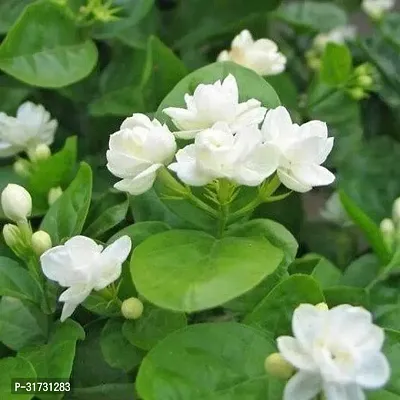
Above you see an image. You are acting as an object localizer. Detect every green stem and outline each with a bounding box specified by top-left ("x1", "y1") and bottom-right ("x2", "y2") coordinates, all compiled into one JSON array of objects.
[
  {"x1": 367, "y1": 249, "x2": 400, "y2": 291},
  {"x1": 186, "y1": 191, "x2": 219, "y2": 218}
]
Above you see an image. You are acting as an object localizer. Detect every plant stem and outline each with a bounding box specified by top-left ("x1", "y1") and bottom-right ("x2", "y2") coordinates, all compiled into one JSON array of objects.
[{"x1": 367, "y1": 249, "x2": 400, "y2": 291}]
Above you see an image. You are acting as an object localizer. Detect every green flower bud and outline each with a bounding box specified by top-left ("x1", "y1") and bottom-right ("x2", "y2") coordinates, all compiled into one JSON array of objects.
[
  {"x1": 27, "y1": 144, "x2": 51, "y2": 162},
  {"x1": 121, "y1": 297, "x2": 144, "y2": 320},
  {"x1": 32, "y1": 230, "x2": 52, "y2": 256},
  {"x1": 13, "y1": 159, "x2": 31, "y2": 178},
  {"x1": 357, "y1": 75, "x2": 373, "y2": 89},
  {"x1": 3, "y1": 224, "x2": 21, "y2": 248},
  {"x1": 264, "y1": 353, "x2": 295, "y2": 380},
  {"x1": 348, "y1": 87, "x2": 366, "y2": 101},
  {"x1": 48, "y1": 187, "x2": 63, "y2": 205},
  {"x1": 380, "y1": 218, "x2": 395, "y2": 252},
  {"x1": 1, "y1": 184, "x2": 32, "y2": 223}
]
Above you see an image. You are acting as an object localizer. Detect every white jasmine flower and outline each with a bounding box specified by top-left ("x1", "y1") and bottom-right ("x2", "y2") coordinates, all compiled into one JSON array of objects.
[
  {"x1": 362, "y1": 0, "x2": 395, "y2": 18},
  {"x1": 1, "y1": 184, "x2": 32, "y2": 222},
  {"x1": 163, "y1": 74, "x2": 266, "y2": 139},
  {"x1": 277, "y1": 303, "x2": 390, "y2": 400},
  {"x1": 40, "y1": 235, "x2": 132, "y2": 322},
  {"x1": 314, "y1": 25, "x2": 357, "y2": 50},
  {"x1": 217, "y1": 30, "x2": 287, "y2": 76},
  {"x1": 169, "y1": 122, "x2": 278, "y2": 186},
  {"x1": 320, "y1": 192, "x2": 353, "y2": 227},
  {"x1": 261, "y1": 107, "x2": 335, "y2": 192},
  {"x1": 106, "y1": 114, "x2": 177, "y2": 195},
  {"x1": 0, "y1": 102, "x2": 57, "y2": 158}
]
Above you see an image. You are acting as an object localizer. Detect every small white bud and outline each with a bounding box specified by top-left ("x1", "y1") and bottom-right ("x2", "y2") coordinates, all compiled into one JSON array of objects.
[
  {"x1": 264, "y1": 353, "x2": 295, "y2": 380},
  {"x1": 32, "y1": 230, "x2": 52, "y2": 256},
  {"x1": 392, "y1": 198, "x2": 400, "y2": 224},
  {"x1": 48, "y1": 186, "x2": 63, "y2": 205},
  {"x1": 1, "y1": 184, "x2": 32, "y2": 222},
  {"x1": 380, "y1": 218, "x2": 395, "y2": 235},
  {"x1": 27, "y1": 144, "x2": 51, "y2": 162},
  {"x1": 121, "y1": 297, "x2": 144, "y2": 320},
  {"x1": 2, "y1": 224, "x2": 21, "y2": 248},
  {"x1": 13, "y1": 159, "x2": 31, "y2": 178}
]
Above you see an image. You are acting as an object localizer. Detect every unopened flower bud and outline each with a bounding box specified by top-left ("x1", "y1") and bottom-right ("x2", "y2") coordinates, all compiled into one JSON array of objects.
[
  {"x1": 3, "y1": 224, "x2": 21, "y2": 248},
  {"x1": 121, "y1": 297, "x2": 144, "y2": 320},
  {"x1": 13, "y1": 159, "x2": 31, "y2": 178},
  {"x1": 1, "y1": 184, "x2": 32, "y2": 222},
  {"x1": 27, "y1": 144, "x2": 51, "y2": 162},
  {"x1": 380, "y1": 218, "x2": 395, "y2": 252},
  {"x1": 48, "y1": 187, "x2": 63, "y2": 205},
  {"x1": 348, "y1": 87, "x2": 366, "y2": 101},
  {"x1": 392, "y1": 198, "x2": 400, "y2": 225},
  {"x1": 32, "y1": 230, "x2": 52, "y2": 256},
  {"x1": 264, "y1": 353, "x2": 295, "y2": 380},
  {"x1": 358, "y1": 75, "x2": 373, "y2": 89}
]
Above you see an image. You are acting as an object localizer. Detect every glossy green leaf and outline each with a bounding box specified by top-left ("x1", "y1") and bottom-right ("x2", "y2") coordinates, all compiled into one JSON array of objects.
[
  {"x1": 0, "y1": 297, "x2": 48, "y2": 351},
  {"x1": 40, "y1": 163, "x2": 92, "y2": 244},
  {"x1": 137, "y1": 322, "x2": 280, "y2": 400},
  {"x1": 0, "y1": 257, "x2": 43, "y2": 305},
  {"x1": 244, "y1": 275, "x2": 325, "y2": 337},
  {"x1": 341, "y1": 254, "x2": 381, "y2": 287},
  {"x1": 0, "y1": 356, "x2": 36, "y2": 400},
  {"x1": 0, "y1": 0, "x2": 34, "y2": 34},
  {"x1": 66, "y1": 384, "x2": 135, "y2": 400},
  {"x1": 84, "y1": 192, "x2": 128, "y2": 239},
  {"x1": 0, "y1": 1, "x2": 98, "y2": 87},
  {"x1": 131, "y1": 229, "x2": 283, "y2": 312},
  {"x1": 108, "y1": 221, "x2": 170, "y2": 246},
  {"x1": 100, "y1": 319, "x2": 144, "y2": 372},
  {"x1": 18, "y1": 320, "x2": 84, "y2": 400},
  {"x1": 339, "y1": 190, "x2": 390, "y2": 263},
  {"x1": 290, "y1": 253, "x2": 342, "y2": 289},
  {"x1": 320, "y1": 43, "x2": 352, "y2": 86},
  {"x1": 82, "y1": 292, "x2": 121, "y2": 317},
  {"x1": 276, "y1": 1, "x2": 347, "y2": 32},
  {"x1": 0, "y1": 75, "x2": 32, "y2": 113},
  {"x1": 122, "y1": 302, "x2": 187, "y2": 350},
  {"x1": 324, "y1": 286, "x2": 370, "y2": 308}
]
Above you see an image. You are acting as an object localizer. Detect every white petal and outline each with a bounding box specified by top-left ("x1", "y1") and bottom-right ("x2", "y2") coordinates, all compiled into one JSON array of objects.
[
  {"x1": 120, "y1": 113, "x2": 153, "y2": 130},
  {"x1": 284, "y1": 371, "x2": 322, "y2": 400},
  {"x1": 114, "y1": 164, "x2": 161, "y2": 195},
  {"x1": 107, "y1": 149, "x2": 151, "y2": 179},
  {"x1": 173, "y1": 129, "x2": 201, "y2": 140},
  {"x1": 59, "y1": 284, "x2": 92, "y2": 321},
  {"x1": 232, "y1": 29, "x2": 254, "y2": 48},
  {"x1": 102, "y1": 236, "x2": 132, "y2": 264},
  {"x1": 65, "y1": 236, "x2": 103, "y2": 266},
  {"x1": 292, "y1": 304, "x2": 325, "y2": 350},
  {"x1": 221, "y1": 74, "x2": 239, "y2": 102},
  {"x1": 285, "y1": 136, "x2": 333, "y2": 165},
  {"x1": 60, "y1": 302, "x2": 78, "y2": 322},
  {"x1": 356, "y1": 352, "x2": 390, "y2": 389},
  {"x1": 278, "y1": 168, "x2": 312, "y2": 192},
  {"x1": 298, "y1": 120, "x2": 328, "y2": 140},
  {"x1": 277, "y1": 336, "x2": 317, "y2": 371},
  {"x1": 291, "y1": 164, "x2": 335, "y2": 187},
  {"x1": 323, "y1": 383, "x2": 365, "y2": 400},
  {"x1": 217, "y1": 50, "x2": 231, "y2": 62},
  {"x1": 163, "y1": 107, "x2": 203, "y2": 131},
  {"x1": 261, "y1": 106, "x2": 293, "y2": 142}
]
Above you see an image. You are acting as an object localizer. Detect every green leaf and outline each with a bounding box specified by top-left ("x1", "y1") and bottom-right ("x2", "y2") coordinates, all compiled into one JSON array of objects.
[
  {"x1": 122, "y1": 302, "x2": 187, "y2": 350},
  {"x1": 244, "y1": 275, "x2": 325, "y2": 337},
  {"x1": 40, "y1": 162, "x2": 92, "y2": 244},
  {"x1": 171, "y1": 0, "x2": 281, "y2": 48},
  {"x1": 290, "y1": 253, "x2": 342, "y2": 289},
  {"x1": 339, "y1": 190, "x2": 390, "y2": 263},
  {"x1": 66, "y1": 384, "x2": 135, "y2": 400},
  {"x1": 0, "y1": 75, "x2": 33, "y2": 113},
  {"x1": 324, "y1": 286, "x2": 370, "y2": 308},
  {"x1": 100, "y1": 319, "x2": 144, "y2": 372},
  {"x1": 320, "y1": 43, "x2": 352, "y2": 86},
  {"x1": 157, "y1": 62, "x2": 280, "y2": 125},
  {"x1": 83, "y1": 192, "x2": 129, "y2": 239},
  {"x1": 265, "y1": 73, "x2": 299, "y2": 111},
  {"x1": 0, "y1": 257, "x2": 43, "y2": 305},
  {"x1": 276, "y1": 1, "x2": 347, "y2": 33},
  {"x1": 224, "y1": 219, "x2": 298, "y2": 313},
  {"x1": 0, "y1": 356, "x2": 36, "y2": 400},
  {"x1": 0, "y1": 1, "x2": 98, "y2": 87},
  {"x1": 28, "y1": 136, "x2": 77, "y2": 196},
  {"x1": 18, "y1": 320, "x2": 85, "y2": 400},
  {"x1": 0, "y1": 0, "x2": 34, "y2": 34},
  {"x1": 131, "y1": 229, "x2": 283, "y2": 312},
  {"x1": 341, "y1": 254, "x2": 381, "y2": 287},
  {"x1": 108, "y1": 221, "x2": 171, "y2": 246},
  {"x1": 136, "y1": 322, "x2": 280, "y2": 400},
  {"x1": 0, "y1": 297, "x2": 48, "y2": 351}
]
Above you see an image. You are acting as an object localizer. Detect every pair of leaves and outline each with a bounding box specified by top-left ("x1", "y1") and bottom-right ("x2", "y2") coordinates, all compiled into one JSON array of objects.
[{"x1": 0, "y1": 1, "x2": 98, "y2": 87}]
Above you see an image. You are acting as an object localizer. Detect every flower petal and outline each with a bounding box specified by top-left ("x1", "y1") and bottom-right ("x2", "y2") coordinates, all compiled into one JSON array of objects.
[
  {"x1": 120, "y1": 113, "x2": 153, "y2": 130},
  {"x1": 323, "y1": 383, "x2": 365, "y2": 400},
  {"x1": 261, "y1": 106, "x2": 294, "y2": 142},
  {"x1": 65, "y1": 236, "x2": 103, "y2": 266},
  {"x1": 284, "y1": 371, "x2": 322, "y2": 400},
  {"x1": 114, "y1": 164, "x2": 162, "y2": 195},
  {"x1": 291, "y1": 164, "x2": 335, "y2": 187},
  {"x1": 356, "y1": 352, "x2": 390, "y2": 389},
  {"x1": 277, "y1": 336, "x2": 317, "y2": 371},
  {"x1": 278, "y1": 168, "x2": 312, "y2": 192}
]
